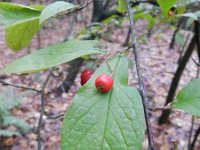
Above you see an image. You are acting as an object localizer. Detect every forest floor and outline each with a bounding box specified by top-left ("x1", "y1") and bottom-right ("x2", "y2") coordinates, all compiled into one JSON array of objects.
[{"x1": 0, "y1": 2, "x2": 200, "y2": 150}]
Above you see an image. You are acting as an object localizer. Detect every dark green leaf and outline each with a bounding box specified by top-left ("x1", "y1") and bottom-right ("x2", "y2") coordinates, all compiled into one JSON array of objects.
[
  {"x1": 0, "y1": 96, "x2": 21, "y2": 112},
  {"x1": 175, "y1": 32, "x2": 184, "y2": 46},
  {"x1": 156, "y1": 0, "x2": 176, "y2": 16},
  {"x1": 0, "y1": 130, "x2": 20, "y2": 136},
  {"x1": 186, "y1": 17, "x2": 194, "y2": 28},
  {"x1": 0, "y1": 40, "x2": 103, "y2": 74},
  {"x1": 172, "y1": 78, "x2": 200, "y2": 116},
  {"x1": 39, "y1": 1, "x2": 78, "y2": 24},
  {"x1": 0, "y1": 87, "x2": 25, "y2": 115},
  {"x1": 61, "y1": 56, "x2": 145, "y2": 150},
  {"x1": 3, "y1": 116, "x2": 30, "y2": 133}
]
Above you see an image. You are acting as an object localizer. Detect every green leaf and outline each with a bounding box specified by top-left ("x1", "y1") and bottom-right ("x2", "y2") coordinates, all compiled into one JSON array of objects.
[
  {"x1": 39, "y1": 1, "x2": 78, "y2": 25},
  {"x1": 0, "y1": 2, "x2": 42, "y2": 51},
  {"x1": 156, "y1": 0, "x2": 176, "y2": 16},
  {"x1": 172, "y1": 78, "x2": 200, "y2": 116},
  {"x1": 0, "y1": 96, "x2": 21, "y2": 112},
  {"x1": 3, "y1": 116, "x2": 30, "y2": 133},
  {"x1": 176, "y1": 12, "x2": 198, "y2": 20},
  {"x1": 186, "y1": 11, "x2": 200, "y2": 28},
  {"x1": 5, "y1": 18, "x2": 40, "y2": 51},
  {"x1": 117, "y1": 0, "x2": 127, "y2": 13},
  {"x1": 0, "y1": 130, "x2": 20, "y2": 136},
  {"x1": 61, "y1": 56, "x2": 145, "y2": 150},
  {"x1": 1, "y1": 40, "x2": 103, "y2": 74},
  {"x1": 0, "y1": 2, "x2": 41, "y2": 29},
  {"x1": 175, "y1": 32, "x2": 184, "y2": 46},
  {"x1": 29, "y1": 5, "x2": 45, "y2": 11},
  {"x1": 134, "y1": 12, "x2": 155, "y2": 29},
  {"x1": 0, "y1": 87, "x2": 25, "y2": 115},
  {"x1": 186, "y1": 17, "x2": 194, "y2": 28}
]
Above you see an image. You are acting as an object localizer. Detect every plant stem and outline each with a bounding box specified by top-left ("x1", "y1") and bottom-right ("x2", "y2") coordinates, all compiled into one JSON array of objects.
[
  {"x1": 188, "y1": 43, "x2": 200, "y2": 149},
  {"x1": 188, "y1": 116, "x2": 195, "y2": 149},
  {"x1": 190, "y1": 126, "x2": 200, "y2": 150},
  {"x1": 37, "y1": 69, "x2": 53, "y2": 150},
  {"x1": 0, "y1": 80, "x2": 40, "y2": 93},
  {"x1": 124, "y1": 0, "x2": 155, "y2": 149}
]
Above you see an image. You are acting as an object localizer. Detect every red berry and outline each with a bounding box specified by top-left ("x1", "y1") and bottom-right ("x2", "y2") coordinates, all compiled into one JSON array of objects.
[
  {"x1": 80, "y1": 69, "x2": 93, "y2": 85},
  {"x1": 95, "y1": 74, "x2": 113, "y2": 93}
]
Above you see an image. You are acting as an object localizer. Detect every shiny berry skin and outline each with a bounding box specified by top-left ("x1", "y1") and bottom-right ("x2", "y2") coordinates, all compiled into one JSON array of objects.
[
  {"x1": 95, "y1": 74, "x2": 113, "y2": 93},
  {"x1": 80, "y1": 69, "x2": 93, "y2": 85}
]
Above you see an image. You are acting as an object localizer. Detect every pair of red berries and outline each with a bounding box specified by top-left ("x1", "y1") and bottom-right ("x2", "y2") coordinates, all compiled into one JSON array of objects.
[{"x1": 80, "y1": 69, "x2": 113, "y2": 93}]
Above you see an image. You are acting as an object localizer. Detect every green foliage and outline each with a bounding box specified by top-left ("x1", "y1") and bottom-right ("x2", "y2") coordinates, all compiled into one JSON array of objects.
[
  {"x1": 0, "y1": 2, "x2": 42, "y2": 51},
  {"x1": 2, "y1": 116, "x2": 30, "y2": 133},
  {"x1": 39, "y1": 1, "x2": 78, "y2": 25},
  {"x1": 0, "y1": 2, "x2": 41, "y2": 28},
  {"x1": 186, "y1": 10, "x2": 200, "y2": 28},
  {"x1": 176, "y1": 12, "x2": 198, "y2": 20},
  {"x1": 0, "y1": 130, "x2": 20, "y2": 136},
  {"x1": 117, "y1": 0, "x2": 127, "y2": 13},
  {"x1": 61, "y1": 56, "x2": 145, "y2": 150},
  {"x1": 134, "y1": 11, "x2": 155, "y2": 29},
  {"x1": 29, "y1": 5, "x2": 45, "y2": 11},
  {"x1": 0, "y1": 90, "x2": 22, "y2": 116},
  {"x1": 0, "y1": 88, "x2": 30, "y2": 136},
  {"x1": 0, "y1": 40, "x2": 104, "y2": 74},
  {"x1": 5, "y1": 18, "x2": 40, "y2": 51},
  {"x1": 156, "y1": 0, "x2": 176, "y2": 17},
  {"x1": 172, "y1": 79, "x2": 200, "y2": 116},
  {"x1": 175, "y1": 32, "x2": 184, "y2": 46},
  {"x1": 0, "y1": 1, "x2": 78, "y2": 51}
]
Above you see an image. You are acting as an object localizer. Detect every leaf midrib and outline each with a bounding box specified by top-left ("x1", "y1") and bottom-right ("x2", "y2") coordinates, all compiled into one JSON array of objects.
[
  {"x1": 100, "y1": 90, "x2": 113, "y2": 149},
  {"x1": 100, "y1": 57, "x2": 121, "y2": 149}
]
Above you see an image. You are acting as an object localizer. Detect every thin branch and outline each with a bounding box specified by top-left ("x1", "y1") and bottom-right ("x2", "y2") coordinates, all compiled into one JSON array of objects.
[
  {"x1": 73, "y1": 0, "x2": 93, "y2": 13},
  {"x1": 197, "y1": 62, "x2": 200, "y2": 79},
  {"x1": 0, "y1": 80, "x2": 40, "y2": 93},
  {"x1": 195, "y1": 21, "x2": 200, "y2": 61},
  {"x1": 63, "y1": 13, "x2": 77, "y2": 41},
  {"x1": 177, "y1": 33, "x2": 190, "y2": 64},
  {"x1": 188, "y1": 116, "x2": 195, "y2": 149},
  {"x1": 159, "y1": 35, "x2": 196, "y2": 125},
  {"x1": 37, "y1": 69, "x2": 53, "y2": 150},
  {"x1": 125, "y1": 0, "x2": 155, "y2": 149},
  {"x1": 55, "y1": 0, "x2": 93, "y2": 18},
  {"x1": 123, "y1": 27, "x2": 131, "y2": 47},
  {"x1": 188, "y1": 47, "x2": 200, "y2": 149},
  {"x1": 130, "y1": 0, "x2": 158, "y2": 7},
  {"x1": 37, "y1": 31, "x2": 41, "y2": 49},
  {"x1": 192, "y1": 58, "x2": 200, "y2": 66},
  {"x1": 190, "y1": 126, "x2": 200, "y2": 150},
  {"x1": 169, "y1": 20, "x2": 182, "y2": 49},
  {"x1": 45, "y1": 113, "x2": 65, "y2": 120}
]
